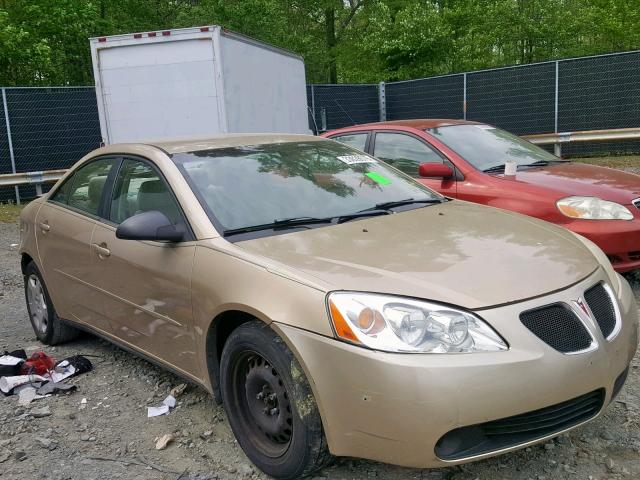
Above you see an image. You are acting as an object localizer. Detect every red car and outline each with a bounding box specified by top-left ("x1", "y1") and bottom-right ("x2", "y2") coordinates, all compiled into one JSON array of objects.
[{"x1": 323, "y1": 119, "x2": 640, "y2": 272}]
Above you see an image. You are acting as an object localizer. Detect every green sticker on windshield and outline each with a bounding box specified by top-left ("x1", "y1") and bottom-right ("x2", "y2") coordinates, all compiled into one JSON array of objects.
[{"x1": 365, "y1": 171, "x2": 391, "y2": 185}]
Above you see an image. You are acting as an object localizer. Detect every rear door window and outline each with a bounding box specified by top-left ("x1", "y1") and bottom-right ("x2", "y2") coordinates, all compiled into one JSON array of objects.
[
  {"x1": 330, "y1": 133, "x2": 368, "y2": 151},
  {"x1": 52, "y1": 158, "x2": 115, "y2": 216}
]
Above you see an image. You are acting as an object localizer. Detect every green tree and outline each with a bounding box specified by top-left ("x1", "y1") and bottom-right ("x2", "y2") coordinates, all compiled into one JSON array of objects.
[{"x1": 2, "y1": 0, "x2": 640, "y2": 86}]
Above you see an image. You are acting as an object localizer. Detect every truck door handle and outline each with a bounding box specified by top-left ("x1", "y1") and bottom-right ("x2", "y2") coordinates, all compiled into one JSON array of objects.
[
  {"x1": 39, "y1": 222, "x2": 50, "y2": 232},
  {"x1": 92, "y1": 243, "x2": 111, "y2": 258}
]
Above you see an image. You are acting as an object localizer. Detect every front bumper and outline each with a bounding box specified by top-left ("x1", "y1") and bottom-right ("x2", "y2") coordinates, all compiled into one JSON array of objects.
[
  {"x1": 563, "y1": 217, "x2": 640, "y2": 272},
  {"x1": 274, "y1": 269, "x2": 638, "y2": 468}
]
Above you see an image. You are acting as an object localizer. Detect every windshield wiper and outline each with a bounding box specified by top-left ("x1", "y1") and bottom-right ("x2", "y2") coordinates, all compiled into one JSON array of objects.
[
  {"x1": 223, "y1": 217, "x2": 333, "y2": 236},
  {"x1": 484, "y1": 159, "x2": 569, "y2": 173},
  {"x1": 483, "y1": 164, "x2": 506, "y2": 173},
  {"x1": 272, "y1": 216, "x2": 334, "y2": 229},
  {"x1": 520, "y1": 159, "x2": 569, "y2": 167},
  {"x1": 364, "y1": 197, "x2": 445, "y2": 211},
  {"x1": 336, "y1": 209, "x2": 391, "y2": 224},
  {"x1": 223, "y1": 199, "x2": 445, "y2": 237}
]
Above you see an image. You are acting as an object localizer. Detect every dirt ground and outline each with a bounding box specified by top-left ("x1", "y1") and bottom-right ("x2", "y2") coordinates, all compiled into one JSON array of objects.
[{"x1": 0, "y1": 221, "x2": 639, "y2": 480}]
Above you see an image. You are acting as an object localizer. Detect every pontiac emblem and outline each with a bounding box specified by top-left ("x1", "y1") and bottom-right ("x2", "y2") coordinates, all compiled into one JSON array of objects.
[{"x1": 573, "y1": 298, "x2": 591, "y2": 319}]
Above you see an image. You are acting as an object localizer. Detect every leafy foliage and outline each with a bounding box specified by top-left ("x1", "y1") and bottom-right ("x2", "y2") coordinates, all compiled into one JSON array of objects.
[{"x1": 0, "y1": 0, "x2": 639, "y2": 85}]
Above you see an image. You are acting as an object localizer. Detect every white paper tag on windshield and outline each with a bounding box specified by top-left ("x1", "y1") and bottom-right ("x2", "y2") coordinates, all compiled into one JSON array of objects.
[
  {"x1": 337, "y1": 154, "x2": 375, "y2": 165},
  {"x1": 474, "y1": 125, "x2": 496, "y2": 130}
]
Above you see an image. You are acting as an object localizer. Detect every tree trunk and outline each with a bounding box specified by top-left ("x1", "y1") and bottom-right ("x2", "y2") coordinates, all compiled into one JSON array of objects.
[{"x1": 325, "y1": 8, "x2": 337, "y2": 83}]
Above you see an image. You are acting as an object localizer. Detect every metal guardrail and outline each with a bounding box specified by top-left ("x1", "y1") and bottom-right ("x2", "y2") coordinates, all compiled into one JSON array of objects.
[
  {"x1": 1, "y1": 126, "x2": 640, "y2": 204},
  {"x1": 522, "y1": 127, "x2": 640, "y2": 156},
  {"x1": 0, "y1": 169, "x2": 66, "y2": 202}
]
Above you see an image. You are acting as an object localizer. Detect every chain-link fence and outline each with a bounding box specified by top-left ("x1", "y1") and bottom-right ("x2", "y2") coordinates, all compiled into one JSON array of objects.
[
  {"x1": 3, "y1": 50, "x2": 640, "y2": 203},
  {"x1": 0, "y1": 87, "x2": 101, "y2": 201},
  {"x1": 307, "y1": 84, "x2": 380, "y2": 131},
  {"x1": 385, "y1": 75, "x2": 464, "y2": 121},
  {"x1": 309, "y1": 50, "x2": 640, "y2": 153}
]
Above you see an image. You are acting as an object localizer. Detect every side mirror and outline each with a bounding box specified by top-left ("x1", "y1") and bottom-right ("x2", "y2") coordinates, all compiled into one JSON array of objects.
[
  {"x1": 418, "y1": 163, "x2": 454, "y2": 179},
  {"x1": 116, "y1": 211, "x2": 184, "y2": 242}
]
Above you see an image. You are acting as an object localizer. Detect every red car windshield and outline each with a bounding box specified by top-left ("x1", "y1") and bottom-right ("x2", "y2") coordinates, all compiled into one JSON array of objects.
[{"x1": 426, "y1": 124, "x2": 564, "y2": 171}]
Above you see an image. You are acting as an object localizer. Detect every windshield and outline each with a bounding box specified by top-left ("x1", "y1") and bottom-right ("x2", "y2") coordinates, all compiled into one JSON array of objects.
[
  {"x1": 426, "y1": 124, "x2": 562, "y2": 171},
  {"x1": 172, "y1": 140, "x2": 442, "y2": 235}
]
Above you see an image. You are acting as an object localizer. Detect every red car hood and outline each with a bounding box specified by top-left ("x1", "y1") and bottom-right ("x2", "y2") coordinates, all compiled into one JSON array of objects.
[{"x1": 501, "y1": 163, "x2": 640, "y2": 204}]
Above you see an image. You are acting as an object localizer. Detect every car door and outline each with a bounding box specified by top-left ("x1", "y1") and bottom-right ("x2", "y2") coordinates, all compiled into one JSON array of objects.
[
  {"x1": 35, "y1": 157, "x2": 118, "y2": 332},
  {"x1": 371, "y1": 131, "x2": 457, "y2": 197},
  {"x1": 87, "y1": 156, "x2": 199, "y2": 377}
]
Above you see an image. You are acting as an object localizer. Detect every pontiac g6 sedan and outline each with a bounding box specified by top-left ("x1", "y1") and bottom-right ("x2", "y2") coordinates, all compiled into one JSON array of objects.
[{"x1": 19, "y1": 135, "x2": 638, "y2": 479}]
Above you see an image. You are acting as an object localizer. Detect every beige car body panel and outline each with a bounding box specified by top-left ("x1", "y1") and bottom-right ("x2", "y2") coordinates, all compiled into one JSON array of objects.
[
  {"x1": 274, "y1": 269, "x2": 638, "y2": 467},
  {"x1": 18, "y1": 134, "x2": 638, "y2": 469},
  {"x1": 237, "y1": 200, "x2": 599, "y2": 309},
  {"x1": 32, "y1": 202, "x2": 98, "y2": 321},
  {"x1": 88, "y1": 223, "x2": 199, "y2": 376}
]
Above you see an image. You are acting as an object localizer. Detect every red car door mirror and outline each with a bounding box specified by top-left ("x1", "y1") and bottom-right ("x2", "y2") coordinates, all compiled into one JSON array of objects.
[{"x1": 419, "y1": 163, "x2": 454, "y2": 179}]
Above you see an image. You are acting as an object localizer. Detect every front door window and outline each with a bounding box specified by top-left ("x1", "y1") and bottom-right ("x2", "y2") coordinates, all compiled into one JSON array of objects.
[{"x1": 373, "y1": 132, "x2": 444, "y2": 177}]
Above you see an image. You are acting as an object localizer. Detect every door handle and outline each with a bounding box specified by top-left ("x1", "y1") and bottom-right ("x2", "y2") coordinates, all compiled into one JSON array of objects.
[
  {"x1": 39, "y1": 222, "x2": 50, "y2": 232},
  {"x1": 92, "y1": 243, "x2": 111, "y2": 258}
]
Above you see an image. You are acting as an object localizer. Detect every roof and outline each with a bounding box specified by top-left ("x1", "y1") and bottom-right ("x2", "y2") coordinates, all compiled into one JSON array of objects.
[
  {"x1": 143, "y1": 133, "x2": 324, "y2": 154},
  {"x1": 354, "y1": 119, "x2": 483, "y2": 129}
]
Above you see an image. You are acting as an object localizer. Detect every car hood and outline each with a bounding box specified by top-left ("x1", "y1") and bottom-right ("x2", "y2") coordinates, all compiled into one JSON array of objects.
[
  {"x1": 501, "y1": 162, "x2": 640, "y2": 204},
  {"x1": 236, "y1": 201, "x2": 599, "y2": 309}
]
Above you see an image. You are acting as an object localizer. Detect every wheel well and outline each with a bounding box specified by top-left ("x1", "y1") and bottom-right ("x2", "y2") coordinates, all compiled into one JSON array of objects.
[
  {"x1": 21, "y1": 253, "x2": 34, "y2": 275},
  {"x1": 206, "y1": 310, "x2": 257, "y2": 404}
]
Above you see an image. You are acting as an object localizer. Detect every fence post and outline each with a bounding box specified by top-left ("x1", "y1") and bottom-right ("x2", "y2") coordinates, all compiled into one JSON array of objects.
[
  {"x1": 378, "y1": 82, "x2": 387, "y2": 121},
  {"x1": 463, "y1": 73, "x2": 467, "y2": 120},
  {"x1": 554, "y1": 61, "x2": 561, "y2": 157},
  {"x1": 1, "y1": 88, "x2": 19, "y2": 204},
  {"x1": 310, "y1": 84, "x2": 315, "y2": 126}
]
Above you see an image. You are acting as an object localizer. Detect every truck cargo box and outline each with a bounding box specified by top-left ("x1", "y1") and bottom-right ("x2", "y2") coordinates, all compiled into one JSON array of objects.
[{"x1": 90, "y1": 26, "x2": 309, "y2": 144}]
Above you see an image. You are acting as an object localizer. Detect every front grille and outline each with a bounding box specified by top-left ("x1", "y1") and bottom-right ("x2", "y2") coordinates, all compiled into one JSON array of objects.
[
  {"x1": 629, "y1": 251, "x2": 640, "y2": 261},
  {"x1": 584, "y1": 283, "x2": 617, "y2": 339},
  {"x1": 435, "y1": 389, "x2": 605, "y2": 460},
  {"x1": 520, "y1": 304, "x2": 593, "y2": 353},
  {"x1": 607, "y1": 254, "x2": 624, "y2": 265}
]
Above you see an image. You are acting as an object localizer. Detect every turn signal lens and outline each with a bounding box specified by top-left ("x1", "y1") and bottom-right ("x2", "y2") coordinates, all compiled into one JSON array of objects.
[
  {"x1": 557, "y1": 204, "x2": 582, "y2": 218},
  {"x1": 329, "y1": 299, "x2": 359, "y2": 343}
]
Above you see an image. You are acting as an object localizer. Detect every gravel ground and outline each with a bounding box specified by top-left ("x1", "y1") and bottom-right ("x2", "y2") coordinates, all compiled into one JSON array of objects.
[{"x1": 0, "y1": 220, "x2": 639, "y2": 480}]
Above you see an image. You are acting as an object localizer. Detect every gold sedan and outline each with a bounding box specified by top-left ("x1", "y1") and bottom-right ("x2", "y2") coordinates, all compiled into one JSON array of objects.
[{"x1": 19, "y1": 135, "x2": 638, "y2": 479}]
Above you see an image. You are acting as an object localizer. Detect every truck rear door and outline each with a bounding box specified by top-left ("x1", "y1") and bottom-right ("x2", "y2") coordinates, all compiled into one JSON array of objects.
[{"x1": 96, "y1": 38, "x2": 222, "y2": 143}]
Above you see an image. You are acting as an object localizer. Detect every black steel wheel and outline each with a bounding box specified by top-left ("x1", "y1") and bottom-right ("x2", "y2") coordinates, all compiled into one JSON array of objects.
[
  {"x1": 233, "y1": 351, "x2": 294, "y2": 457},
  {"x1": 220, "y1": 321, "x2": 332, "y2": 479}
]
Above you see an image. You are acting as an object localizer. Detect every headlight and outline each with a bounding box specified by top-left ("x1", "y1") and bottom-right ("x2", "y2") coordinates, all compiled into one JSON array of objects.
[
  {"x1": 557, "y1": 196, "x2": 633, "y2": 220},
  {"x1": 327, "y1": 292, "x2": 508, "y2": 353}
]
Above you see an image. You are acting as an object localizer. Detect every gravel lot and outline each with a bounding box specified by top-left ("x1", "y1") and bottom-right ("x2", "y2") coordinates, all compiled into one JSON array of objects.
[{"x1": 0, "y1": 219, "x2": 639, "y2": 480}]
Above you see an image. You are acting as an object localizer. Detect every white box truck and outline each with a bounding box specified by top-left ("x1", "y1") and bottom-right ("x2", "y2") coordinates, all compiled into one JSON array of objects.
[{"x1": 89, "y1": 26, "x2": 309, "y2": 144}]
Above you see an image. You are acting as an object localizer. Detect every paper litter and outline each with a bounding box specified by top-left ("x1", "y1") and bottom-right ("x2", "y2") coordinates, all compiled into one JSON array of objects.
[{"x1": 147, "y1": 395, "x2": 177, "y2": 417}]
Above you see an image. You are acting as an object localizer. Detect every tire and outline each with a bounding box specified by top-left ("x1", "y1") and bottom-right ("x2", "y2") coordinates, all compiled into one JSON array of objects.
[
  {"x1": 24, "y1": 261, "x2": 80, "y2": 345},
  {"x1": 220, "y1": 321, "x2": 332, "y2": 479}
]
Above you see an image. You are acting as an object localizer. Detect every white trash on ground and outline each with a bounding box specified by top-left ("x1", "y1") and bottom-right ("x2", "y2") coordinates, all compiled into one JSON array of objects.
[{"x1": 147, "y1": 395, "x2": 177, "y2": 417}]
